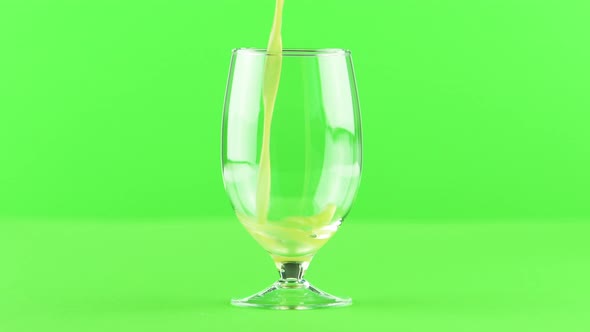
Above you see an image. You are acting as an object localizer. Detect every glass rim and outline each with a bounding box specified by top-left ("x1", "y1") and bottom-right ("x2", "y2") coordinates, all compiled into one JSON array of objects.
[{"x1": 232, "y1": 48, "x2": 352, "y2": 57}]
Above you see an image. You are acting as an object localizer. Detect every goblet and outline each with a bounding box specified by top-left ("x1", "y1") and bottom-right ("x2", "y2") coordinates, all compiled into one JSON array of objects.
[{"x1": 221, "y1": 48, "x2": 362, "y2": 309}]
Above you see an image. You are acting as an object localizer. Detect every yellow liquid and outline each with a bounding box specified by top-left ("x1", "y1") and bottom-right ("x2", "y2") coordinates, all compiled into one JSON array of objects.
[
  {"x1": 244, "y1": 0, "x2": 338, "y2": 263},
  {"x1": 238, "y1": 204, "x2": 338, "y2": 263},
  {"x1": 255, "y1": 0, "x2": 283, "y2": 224}
]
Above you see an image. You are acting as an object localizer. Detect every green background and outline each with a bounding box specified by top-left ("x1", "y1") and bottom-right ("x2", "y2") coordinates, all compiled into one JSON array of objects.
[
  {"x1": 1, "y1": 0, "x2": 589, "y2": 220},
  {"x1": 1, "y1": 0, "x2": 589, "y2": 331}
]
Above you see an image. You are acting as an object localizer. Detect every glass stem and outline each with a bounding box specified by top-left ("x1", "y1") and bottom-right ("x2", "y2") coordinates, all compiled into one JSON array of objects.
[{"x1": 276, "y1": 261, "x2": 310, "y2": 287}]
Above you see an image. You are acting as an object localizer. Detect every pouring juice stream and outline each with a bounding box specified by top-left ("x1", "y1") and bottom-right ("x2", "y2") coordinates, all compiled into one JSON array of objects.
[
  {"x1": 241, "y1": 0, "x2": 338, "y2": 263},
  {"x1": 255, "y1": 0, "x2": 283, "y2": 224}
]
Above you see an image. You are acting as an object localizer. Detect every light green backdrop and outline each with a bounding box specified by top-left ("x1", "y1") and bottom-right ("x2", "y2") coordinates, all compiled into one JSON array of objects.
[
  {"x1": 1, "y1": 0, "x2": 589, "y2": 220},
  {"x1": 1, "y1": 2, "x2": 590, "y2": 331}
]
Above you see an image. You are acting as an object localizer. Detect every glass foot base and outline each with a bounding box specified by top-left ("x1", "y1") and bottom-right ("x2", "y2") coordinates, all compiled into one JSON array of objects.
[{"x1": 231, "y1": 279, "x2": 351, "y2": 310}]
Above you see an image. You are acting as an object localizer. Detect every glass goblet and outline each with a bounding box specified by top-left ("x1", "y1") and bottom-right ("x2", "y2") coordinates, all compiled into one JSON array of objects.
[{"x1": 221, "y1": 48, "x2": 362, "y2": 309}]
